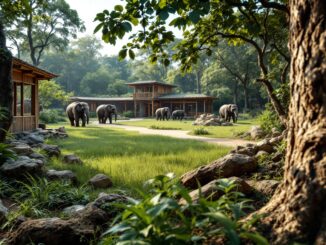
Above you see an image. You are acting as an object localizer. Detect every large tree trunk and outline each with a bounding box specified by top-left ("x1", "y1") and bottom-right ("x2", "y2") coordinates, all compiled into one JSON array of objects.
[
  {"x1": 258, "y1": 0, "x2": 326, "y2": 244},
  {"x1": 0, "y1": 20, "x2": 13, "y2": 142}
]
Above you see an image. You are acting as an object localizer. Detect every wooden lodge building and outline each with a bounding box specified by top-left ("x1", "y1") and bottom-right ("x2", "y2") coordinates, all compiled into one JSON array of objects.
[
  {"x1": 10, "y1": 58, "x2": 57, "y2": 132},
  {"x1": 71, "y1": 80, "x2": 214, "y2": 117}
]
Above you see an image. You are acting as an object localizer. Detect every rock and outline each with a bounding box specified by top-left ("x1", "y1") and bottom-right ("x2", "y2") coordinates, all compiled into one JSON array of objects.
[
  {"x1": 181, "y1": 177, "x2": 252, "y2": 204},
  {"x1": 11, "y1": 144, "x2": 33, "y2": 155},
  {"x1": 24, "y1": 133, "x2": 44, "y2": 145},
  {"x1": 29, "y1": 152, "x2": 46, "y2": 162},
  {"x1": 56, "y1": 127, "x2": 66, "y2": 133},
  {"x1": 255, "y1": 150, "x2": 269, "y2": 158},
  {"x1": 221, "y1": 122, "x2": 233, "y2": 126},
  {"x1": 180, "y1": 153, "x2": 257, "y2": 189},
  {"x1": 269, "y1": 134, "x2": 284, "y2": 145},
  {"x1": 6, "y1": 217, "x2": 95, "y2": 245},
  {"x1": 63, "y1": 154, "x2": 82, "y2": 165},
  {"x1": 63, "y1": 205, "x2": 85, "y2": 216},
  {"x1": 271, "y1": 127, "x2": 281, "y2": 137},
  {"x1": 0, "y1": 199, "x2": 8, "y2": 224},
  {"x1": 256, "y1": 139, "x2": 275, "y2": 153},
  {"x1": 0, "y1": 156, "x2": 44, "y2": 178},
  {"x1": 247, "y1": 180, "x2": 280, "y2": 196},
  {"x1": 38, "y1": 123, "x2": 46, "y2": 130},
  {"x1": 237, "y1": 147, "x2": 257, "y2": 156},
  {"x1": 41, "y1": 144, "x2": 61, "y2": 157},
  {"x1": 250, "y1": 126, "x2": 264, "y2": 140},
  {"x1": 46, "y1": 169, "x2": 77, "y2": 183},
  {"x1": 272, "y1": 152, "x2": 283, "y2": 162},
  {"x1": 193, "y1": 114, "x2": 225, "y2": 126},
  {"x1": 89, "y1": 174, "x2": 113, "y2": 188}
]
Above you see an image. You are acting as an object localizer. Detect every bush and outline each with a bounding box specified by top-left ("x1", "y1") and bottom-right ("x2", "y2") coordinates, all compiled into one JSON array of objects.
[
  {"x1": 258, "y1": 104, "x2": 284, "y2": 134},
  {"x1": 0, "y1": 143, "x2": 16, "y2": 164},
  {"x1": 193, "y1": 127, "x2": 210, "y2": 135},
  {"x1": 102, "y1": 173, "x2": 267, "y2": 244},
  {"x1": 122, "y1": 111, "x2": 134, "y2": 118},
  {"x1": 39, "y1": 109, "x2": 66, "y2": 124}
]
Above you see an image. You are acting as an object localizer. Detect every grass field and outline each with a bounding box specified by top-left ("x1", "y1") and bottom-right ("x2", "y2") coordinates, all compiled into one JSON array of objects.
[
  {"x1": 118, "y1": 118, "x2": 259, "y2": 138},
  {"x1": 47, "y1": 124, "x2": 231, "y2": 192}
]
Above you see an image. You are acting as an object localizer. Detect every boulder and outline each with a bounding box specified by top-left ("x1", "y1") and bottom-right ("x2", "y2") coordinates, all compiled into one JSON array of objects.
[
  {"x1": 255, "y1": 150, "x2": 269, "y2": 158},
  {"x1": 250, "y1": 126, "x2": 264, "y2": 140},
  {"x1": 0, "y1": 156, "x2": 44, "y2": 178},
  {"x1": 11, "y1": 144, "x2": 33, "y2": 155},
  {"x1": 180, "y1": 153, "x2": 257, "y2": 189},
  {"x1": 89, "y1": 174, "x2": 113, "y2": 188},
  {"x1": 221, "y1": 122, "x2": 233, "y2": 126},
  {"x1": 237, "y1": 147, "x2": 257, "y2": 156},
  {"x1": 57, "y1": 127, "x2": 66, "y2": 133},
  {"x1": 24, "y1": 133, "x2": 44, "y2": 145},
  {"x1": 63, "y1": 205, "x2": 85, "y2": 216},
  {"x1": 41, "y1": 144, "x2": 61, "y2": 157},
  {"x1": 63, "y1": 154, "x2": 82, "y2": 165},
  {"x1": 247, "y1": 180, "x2": 280, "y2": 196},
  {"x1": 271, "y1": 127, "x2": 281, "y2": 137},
  {"x1": 38, "y1": 123, "x2": 46, "y2": 130},
  {"x1": 29, "y1": 152, "x2": 46, "y2": 162},
  {"x1": 256, "y1": 139, "x2": 275, "y2": 153},
  {"x1": 0, "y1": 199, "x2": 8, "y2": 224},
  {"x1": 181, "y1": 177, "x2": 252, "y2": 204},
  {"x1": 46, "y1": 169, "x2": 77, "y2": 183},
  {"x1": 272, "y1": 152, "x2": 283, "y2": 162}
]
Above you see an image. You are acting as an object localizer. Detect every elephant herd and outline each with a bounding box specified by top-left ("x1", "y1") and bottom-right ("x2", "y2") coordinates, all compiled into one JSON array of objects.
[
  {"x1": 66, "y1": 102, "x2": 238, "y2": 127},
  {"x1": 66, "y1": 102, "x2": 117, "y2": 127}
]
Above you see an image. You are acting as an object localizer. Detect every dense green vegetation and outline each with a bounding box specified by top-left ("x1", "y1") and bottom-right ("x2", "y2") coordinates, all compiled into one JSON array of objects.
[{"x1": 47, "y1": 125, "x2": 231, "y2": 190}]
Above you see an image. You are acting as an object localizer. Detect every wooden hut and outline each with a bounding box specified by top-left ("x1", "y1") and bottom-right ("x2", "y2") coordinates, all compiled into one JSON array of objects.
[{"x1": 11, "y1": 58, "x2": 57, "y2": 132}]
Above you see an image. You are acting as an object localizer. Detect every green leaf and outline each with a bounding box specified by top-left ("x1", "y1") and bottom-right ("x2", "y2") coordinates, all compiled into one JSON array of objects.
[
  {"x1": 114, "y1": 5, "x2": 123, "y2": 12},
  {"x1": 119, "y1": 49, "x2": 127, "y2": 59},
  {"x1": 128, "y1": 49, "x2": 135, "y2": 60},
  {"x1": 158, "y1": 9, "x2": 169, "y2": 20},
  {"x1": 158, "y1": 0, "x2": 167, "y2": 9},
  {"x1": 93, "y1": 23, "x2": 103, "y2": 34},
  {"x1": 240, "y1": 232, "x2": 269, "y2": 245},
  {"x1": 121, "y1": 22, "x2": 132, "y2": 32},
  {"x1": 189, "y1": 11, "x2": 200, "y2": 23}
]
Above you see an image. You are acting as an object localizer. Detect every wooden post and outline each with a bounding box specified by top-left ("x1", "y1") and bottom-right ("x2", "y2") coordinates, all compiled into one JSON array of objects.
[
  {"x1": 183, "y1": 101, "x2": 185, "y2": 111},
  {"x1": 195, "y1": 101, "x2": 198, "y2": 116},
  {"x1": 125, "y1": 101, "x2": 127, "y2": 112},
  {"x1": 134, "y1": 101, "x2": 137, "y2": 117},
  {"x1": 152, "y1": 100, "x2": 154, "y2": 117},
  {"x1": 204, "y1": 100, "x2": 206, "y2": 113}
]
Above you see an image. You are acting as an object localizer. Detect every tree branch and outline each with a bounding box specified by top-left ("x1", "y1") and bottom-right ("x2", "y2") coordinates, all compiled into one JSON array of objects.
[{"x1": 258, "y1": 0, "x2": 289, "y2": 15}]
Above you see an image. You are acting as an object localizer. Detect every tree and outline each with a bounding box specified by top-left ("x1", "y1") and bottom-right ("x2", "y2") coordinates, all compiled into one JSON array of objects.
[
  {"x1": 107, "y1": 80, "x2": 129, "y2": 96},
  {"x1": 95, "y1": 0, "x2": 289, "y2": 124},
  {"x1": 39, "y1": 80, "x2": 73, "y2": 108},
  {"x1": 97, "y1": 1, "x2": 326, "y2": 243},
  {"x1": 166, "y1": 69, "x2": 196, "y2": 93},
  {"x1": 0, "y1": 0, "x2": 30, "y2": 142},
  {"x1": 7, "y1": 0, "x2": 84, "y2": 66}
]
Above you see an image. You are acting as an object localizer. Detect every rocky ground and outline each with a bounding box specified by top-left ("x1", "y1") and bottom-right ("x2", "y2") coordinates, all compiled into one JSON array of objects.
[
  {"x1": 0, "y1": 126, "x2": 285, "y2": 244},
  {"x1": 192, "y1": 114, "x2": 233, "y2": 126}
]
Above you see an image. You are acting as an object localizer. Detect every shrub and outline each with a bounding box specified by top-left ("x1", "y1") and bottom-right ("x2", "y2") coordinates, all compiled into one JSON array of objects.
[
  {"x1": 0, "y1": 143, "x2": 16, "y2": 164},
  {"x1": 258, "y1": 104, "x2": 284, "y2": 134},
  {"x1": 39, "y1": 109, "x2": 66, "y2": 124},
  {"x1": 122, "y1": 111, "x2": 134, "y2": 118},
  {"x1": 102, "y1": 173, "x2": 267, "y2": 245},
  {"x1": 193, "y1": 127, "x2": 210, "y2": 135}
]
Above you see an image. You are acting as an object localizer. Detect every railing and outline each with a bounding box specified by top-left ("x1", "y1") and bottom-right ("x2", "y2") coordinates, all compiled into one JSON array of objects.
[{"x1": 133, "y1": 92, "x2": 165, "y2": 100}]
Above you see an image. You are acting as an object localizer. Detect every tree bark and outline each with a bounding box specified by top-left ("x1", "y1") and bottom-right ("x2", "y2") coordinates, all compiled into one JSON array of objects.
[
  {"x1": 243, "y1": 83, "x2": 249, "y2": 112},
  {"x1": 0, "y1": 20, "x2": 13, "y2": 142},
  {"x1": 258, "y1": 0, "x2": 326, "y2": 244}
]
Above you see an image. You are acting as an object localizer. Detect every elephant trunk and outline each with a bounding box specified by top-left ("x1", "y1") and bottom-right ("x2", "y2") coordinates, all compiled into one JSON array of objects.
[{"x1": 115, "y1": 112, "x2": 117, "y2": 122}]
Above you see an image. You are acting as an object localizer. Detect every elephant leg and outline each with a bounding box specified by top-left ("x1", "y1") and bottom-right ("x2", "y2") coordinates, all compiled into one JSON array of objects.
[
  {"x1": 69, "y1": 117, "x2": 74, "y2": 126},
  {"x1": 82, "y1": 116, "x2": 86, "y2": 127},
  {"x1": 75, "y1": 116, "x2": 80, "y2": 127},
  {"x1": 103, "y1": 116, "x2": 107, "y2": 124},
  {"x1": 109, "y1": 114, "x2": 112, "y2": 124}
]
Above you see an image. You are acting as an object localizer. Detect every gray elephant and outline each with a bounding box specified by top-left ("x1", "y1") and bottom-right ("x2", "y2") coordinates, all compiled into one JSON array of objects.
[
  {"x1": 172, "y1": 110, "x2": 185, "y2": 121},
  {"x1": 155, "y1": 107, "x2": 170, "y2": 121},
  {"x1": 96, "y1": 104, "x2": 117, "y2": 124},
  {"x1": 219, "y1": 104, "x2": 238, "y2": 123},
  {"x1": 66, "y1": 102, "x2": 89, "y2": 127}
]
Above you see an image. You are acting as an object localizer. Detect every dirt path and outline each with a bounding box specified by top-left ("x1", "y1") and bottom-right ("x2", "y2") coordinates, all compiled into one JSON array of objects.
[{"x1": 95, "y1": 123, "x2": 253, "y2": 147}]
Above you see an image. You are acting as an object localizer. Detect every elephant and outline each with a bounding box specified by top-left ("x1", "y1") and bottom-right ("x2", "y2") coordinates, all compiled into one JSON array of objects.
[
  {"x1": 96, "y1": 104, "x2": 117, "y2": 124},
  {"x1": 66, "y1": 102, "x2": 89, "y2": 127},
  {"x1": 219, "y1": 104, "x2": 238, "y2": 123},
  {"x1": 155, "y1": 107, "x2": 171, "y2": 121},
  {"x1": 172, "y1": 110, "x2": 185, "y2": 121}
]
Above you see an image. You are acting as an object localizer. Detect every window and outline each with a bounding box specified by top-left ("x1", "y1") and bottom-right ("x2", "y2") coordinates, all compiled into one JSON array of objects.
[
  {"x1": 15, "y1": 83, "x2": 22, "y2": 116},
  {"x1": 23, "y1": 85, "x2": 32, "y2": 116}
]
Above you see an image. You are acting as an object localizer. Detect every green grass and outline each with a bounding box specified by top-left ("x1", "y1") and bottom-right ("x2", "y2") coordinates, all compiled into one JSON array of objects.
[
  {"x1": 118, "y1": 117, "x2": 259, "y2": 139},
  {"x1": 47, "y1": 124, "x2": 231, "y2": 192}
]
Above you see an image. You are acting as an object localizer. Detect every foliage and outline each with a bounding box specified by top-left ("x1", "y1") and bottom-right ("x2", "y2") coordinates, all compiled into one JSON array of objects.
[
  {"x1": 39, "y1": 109, "x2": 66, "y2": 124},
  {"x1": 149, "y1": 125, "x2": 181, "y2": 130},
  {"x1": 102, "y1": 173, "x2": 267, "y2": 244},
  {"x1": 192, "y1": 127, "x2": 210, "y2": 135},
  {"x1": 107, "y1": 80, "x2": 129, "y2": 96},
  {"x1": 0, "y1": 143, "x2": 16, "y2": 164},
  {"x1": 6, "y1": 0, "x2": 85, "y2": 65},
  {"x1": 0, "y1": 178, "x2": 15, "y2": 198},
  {"x1": 47, "y1": 124, "x2": 230, "y2": 189},
  {"x1": 122, "y1": 111, "x2": 134, "y2": 118},
  {"x1": 258, "y1": 104, "x2": 284, "y2": 134},
  {"x1": 14, "y1": 176, "x2": 90, "y2": 212},
  {"x1": 39, "y1": 80, "x2": 73, "y2": 109}
]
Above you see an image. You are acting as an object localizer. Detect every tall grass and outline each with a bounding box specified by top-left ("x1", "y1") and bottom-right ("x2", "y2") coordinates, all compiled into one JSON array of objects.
[{"x1": 48, "y1": 125, "x2": 231, "y2": 191}]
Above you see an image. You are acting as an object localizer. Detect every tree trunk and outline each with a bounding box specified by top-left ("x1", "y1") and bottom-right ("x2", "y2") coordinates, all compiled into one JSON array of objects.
[
  {"x1": 258, "y1": 1, "x2": 326, "y2": 244},
  {"x1": 233, "y1": 81, "x2": 238, "y2": 105},
  {"x1": 243, "y1": 83, "x2": 249, "y2": 112},
  {"x1": 0, "y1": 20, "x2": 13, "y2": 142}
]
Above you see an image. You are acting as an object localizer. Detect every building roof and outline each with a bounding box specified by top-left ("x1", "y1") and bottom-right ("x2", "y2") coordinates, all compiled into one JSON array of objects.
[
  {"x1": 70, "y1": 96, "x2": 134, "y2": 102},
  {"x1": 126, "y1": 80, "x2": 176, "y2": 87},
  {"x1": 13, "y1": 57, "x2": 58, "y2": 80},
  {"x1": 158, "y1": 93, "x2": 214, "y2": 100}
]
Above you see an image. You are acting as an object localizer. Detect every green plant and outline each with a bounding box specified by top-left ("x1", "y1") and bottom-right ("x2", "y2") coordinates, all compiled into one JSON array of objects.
[
  {"x1": 39, "y1": 109, "x2": 66, "y2": 124},
  {"x1": 102, "y1": 173, "x2": 267, "y2": 245},
  {"x1": 0, "y1": 143, "x2": 16, "y2": 164},
  {"x1": 0, "y1": 178, "x2": 15, "y2": 198},
  {"x1": 193, "y1": 127, "x2": 210, "y2": 135},
  {"x1": 122, "y1": 111, "x2": 134, "y2": 118},
  {"x1": 149, "y1": 125, "x2": 181, "y2": 130},
  {"x1": 14, "y1": 176, "x2": 90, "y2": 212},
  {"x1": 258, "y1": 104, "x2": 284, "y2": 134}
]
